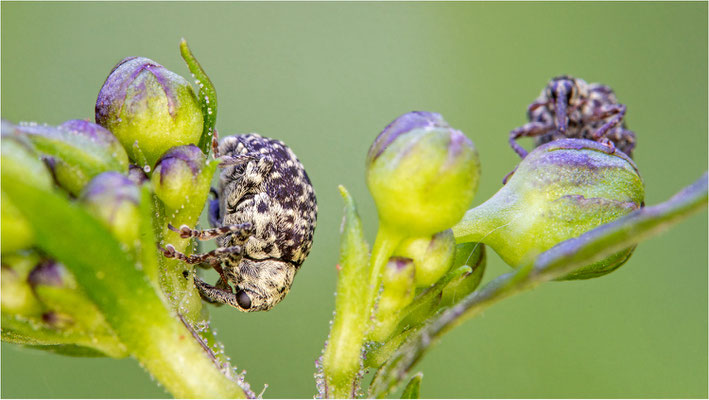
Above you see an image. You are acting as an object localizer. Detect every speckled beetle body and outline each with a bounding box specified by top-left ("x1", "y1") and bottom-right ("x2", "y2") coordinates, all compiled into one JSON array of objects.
[
  {"x1": 162, "y1": 133, "x2": 317, "y2": 312},
  {"x1": 509, "y1": 75, "x2": 636, "y2": 159}
]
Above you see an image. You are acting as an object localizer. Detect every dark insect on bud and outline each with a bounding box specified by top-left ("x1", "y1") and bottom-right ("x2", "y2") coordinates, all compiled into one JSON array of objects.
[{"x1": 509, "y1": 75, "x2": 636, "y2": 158}]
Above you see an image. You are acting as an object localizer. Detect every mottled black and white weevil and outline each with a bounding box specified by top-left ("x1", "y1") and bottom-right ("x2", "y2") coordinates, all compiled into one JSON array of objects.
[{"x1": 161, "y1": 131, "x2": 317, "y2": 312}]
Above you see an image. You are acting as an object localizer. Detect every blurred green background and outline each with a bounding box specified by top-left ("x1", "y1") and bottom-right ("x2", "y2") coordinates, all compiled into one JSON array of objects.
[{"x1": 1, "y1": 2, "x2": 707, "y2": 398}]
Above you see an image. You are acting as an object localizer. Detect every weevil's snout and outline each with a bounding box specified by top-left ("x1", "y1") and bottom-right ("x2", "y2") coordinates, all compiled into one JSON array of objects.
[
  {"x1": 548, "y1": 77, "x2": 575, "y2": 133},
  {"x1": 233, "y1": 258, "x2": 296, "y2": 312}
]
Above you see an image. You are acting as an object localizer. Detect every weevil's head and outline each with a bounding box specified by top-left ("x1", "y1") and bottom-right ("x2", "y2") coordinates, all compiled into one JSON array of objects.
[
  {"x1": 228, "y1": 258, "x2": 297, "y2": 312},
  {"x1": 545, "y1": 75, "x2": 587, "y2": 134}
]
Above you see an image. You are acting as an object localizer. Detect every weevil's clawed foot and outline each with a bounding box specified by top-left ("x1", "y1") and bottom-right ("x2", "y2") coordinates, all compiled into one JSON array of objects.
[
  {"x1": 502, "y1": 167, "x2": 518, "y2": 185},
  {"x1": 167, "y1": 223, "x2": 193, "y2": 238},
  {"x1": 598, "y1": 137, "x2": 616, "y2": 154}
]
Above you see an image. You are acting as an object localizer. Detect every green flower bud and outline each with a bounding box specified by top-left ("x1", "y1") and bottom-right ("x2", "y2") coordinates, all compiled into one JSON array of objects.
[
  {"x1": 453, "y1": 139, "x2": 644, "y2": 279},
  {"x1": 150, "y1": 145, "x2": 212, "y2": 212},
  {"x1": 80, "y1": 172, "x2": 140, "y2": 248},
  {"x1": 395, "y1": 229, "x2": 456, "y2": 287},
  {"x1": 1, "y1": 127, "x2": 54, "y2": 253},
  {"x1": 366, "y1": 111, "x2": 480, "y2": 237},
  {"x1": 13, "y1": 119, "x2": 129, "y2": 196},
  {"x1": 95, "y1": 57, "x2": 204, "y2": 169},
  {"x1": 1, "y1": 252, "x2": 43, "y2": 316},
  {"x1": 370, "y1": 257, "x2": 416, "y2": 342}
]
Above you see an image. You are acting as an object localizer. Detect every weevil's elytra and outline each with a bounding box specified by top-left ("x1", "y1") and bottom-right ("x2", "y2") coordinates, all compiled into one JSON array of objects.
[
  {"x1": 509, "y1": 75, "x2": 636, "y2": 159},
  {"x1": 162, "y1": 133, "x2": 317, "y2": 312}
]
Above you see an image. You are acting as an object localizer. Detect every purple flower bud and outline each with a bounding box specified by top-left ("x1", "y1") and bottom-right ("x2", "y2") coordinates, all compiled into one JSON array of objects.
[
  {"x1": 395, "y1": 229, "x2": 456, "y2": 287},
  {"x1": 454, "y1": 139, "x2": 644, "y2": 279},
  {"x1": 12, "y1": 119, "x2": 129, "y2": 196},
  {"x1": 369, "y1": 256, "x2": 416, "y2": 341},
  {"x1": 95, "y1": 57, "x2": 204, "y2": 169},
  {"x1": 27, "y1": 259, "x2": 71, "y2": 288},
  {"x1": 151, "y1": 145, "x2": 211, "y2": 211},
  {"x1": 81, "y1": 171, "x2": 140, "y2": 247},
  {"x1": 366, "y1": 111, "x2": 480, "y2": 237},
  {"x1": 127, "y1": 164, "x2": 149, "y2": 185}
]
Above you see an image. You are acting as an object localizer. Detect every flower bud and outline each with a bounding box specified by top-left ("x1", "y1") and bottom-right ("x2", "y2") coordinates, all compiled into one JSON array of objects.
[
  {"x1": 127, "y1": 164, "x2": 149, "y2": 185},
  {"x1": 80, "y1": 172, "x2": 140, "y2": 248},
  {"x1": 366, "y1": 111, "x2": 480, "y2": 237},
  {"x1": 27, "y1": 259, "x2": 75, "y2": 289},
  {"x1": 95, "y1": 57, "x2": 204, "y2": 168},
  {"x1": 369, "y1": 257, "x2": 416, "y2": 342},
  {"x1": 1, "y1": 128, "x2": 54, "y2": 253},
  {"x1": 453, "y1": 139, "x2": 644, "y2": 279},
  {"x1": 14, "y1": 120, "x2": 129, "y2": 196},
  {"x1": 1, "y1": 252, "x2": 43, "y2": 316},
  {"x1": 394, "y1": 229, "x2": 456, "y2": 287},
  {"x1": 151, "y1": 145, "x2": 211, "y2": 212}
]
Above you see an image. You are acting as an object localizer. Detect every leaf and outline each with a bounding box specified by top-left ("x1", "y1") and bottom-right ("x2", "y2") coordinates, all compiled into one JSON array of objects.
[
  {"x1": 400, "y1": 372, "x2": 423, "y2": 399},
  {"x1": 23, "y1": 344, "x2": 112, "y2": 357},
  {"x1": 322, "y1": 185, "x2": 372, "y2": 398},
  {"x1": 369, "y1": 172, "x2": 708, "y2": 398},
  {"x1": 180, "y1": 38, "x2": 218, "y2": 155}
]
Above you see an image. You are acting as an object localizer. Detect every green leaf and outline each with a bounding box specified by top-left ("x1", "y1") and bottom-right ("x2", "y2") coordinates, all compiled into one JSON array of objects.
[
  {"x1": 322, "y1": 185, "x2": 371, "y2": 398},
  {"x1": 1, "y1": 313, "x2": 124, "y2": 358},
  {"x1": 180, "y1": 38, "x2": 218, "y2": 155},
  {"x1": 2, "y1": 171, "x2": 246, "y2": 398},
  {"x1": 400, "y1": 372, "x2": 423, "y2": 399},
  {"x1": 23, "y1": 344, "x2": 113, "y2": 357},
  {"x1": 369, "y1": 172, "x2": 708, "y2": 398}
]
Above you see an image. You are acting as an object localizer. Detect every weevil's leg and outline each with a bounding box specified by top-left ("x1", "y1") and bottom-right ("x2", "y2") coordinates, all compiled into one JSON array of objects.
[
  {"x1": 219, "y1": 154, "x2": 256, "y2": 167},
  {"x1": 209, "y1": 262, "x2": 233, "y2": 291},
  {"x1": 211, "y1": 128, "x2": 221, "y2": 158},
  {"x1": 597, "y1": 137, "x2": 617, "y2": 154},
  {"x1": 527, "y1": 99, "x2": 549, "y2": 114},
  {"x1": 160, "y1": 243, "x2": 242, "y2": 264},
  {"x1": 210, "y1": 128, "x2": 257, "y2": 167},
  {"x1": 605, "y1": 126, "x2": 636, "y2": 157},
  {"x1": 502, "y1": 166, "x2": 518, "y2": 185},
  {"x1": 168, "y1": 222, "x2": 253, "y2": 241},
  {"x1": 509, "y1": 122, "x2": 554, "y2": 158},
  {"x1": 194, "y1": 276, "x2": 231, "y2": 305},
  {"x1": 591, "y1": 104, "x2": 626, "y2": 140},
  {"x1": 194, "y1": 276, "x2": 252, "y2": 311}
]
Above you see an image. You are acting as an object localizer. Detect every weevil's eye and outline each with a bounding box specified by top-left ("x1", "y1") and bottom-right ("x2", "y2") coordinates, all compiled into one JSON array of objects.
[{"x1": 236, "y1": 290, "x2": 252, "y2": 310}]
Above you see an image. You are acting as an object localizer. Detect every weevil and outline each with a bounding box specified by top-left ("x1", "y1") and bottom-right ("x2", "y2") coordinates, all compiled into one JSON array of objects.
[
  {"x1": 161, "y1": 132, "x2": 317, "y2": 312},
  {"x1": 508, "y1": 75, "x2": 636, "y2": 158}
]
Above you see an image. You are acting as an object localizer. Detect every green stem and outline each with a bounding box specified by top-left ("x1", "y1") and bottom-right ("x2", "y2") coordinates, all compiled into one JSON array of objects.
[
  {"x1": 367, "y1": 224, "x2": 404, "y2": 308},
  {"x1": 322, "y1": 189, "x2": 405, "y2": 398},
  {"x1": 451, "y1": 198, "x2": 502, "y2": 244}
]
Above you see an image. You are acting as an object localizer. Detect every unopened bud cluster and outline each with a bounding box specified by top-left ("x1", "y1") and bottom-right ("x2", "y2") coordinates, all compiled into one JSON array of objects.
[
  {"x1": 362, "y1": 112, "x2": 485, "y2": 343},
  {"x1": 1, "y1": 252, "x2": 125, "y2": 357},
  {"x1": 1, "y1": 43, "x2": 214, "y2": 358}
]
